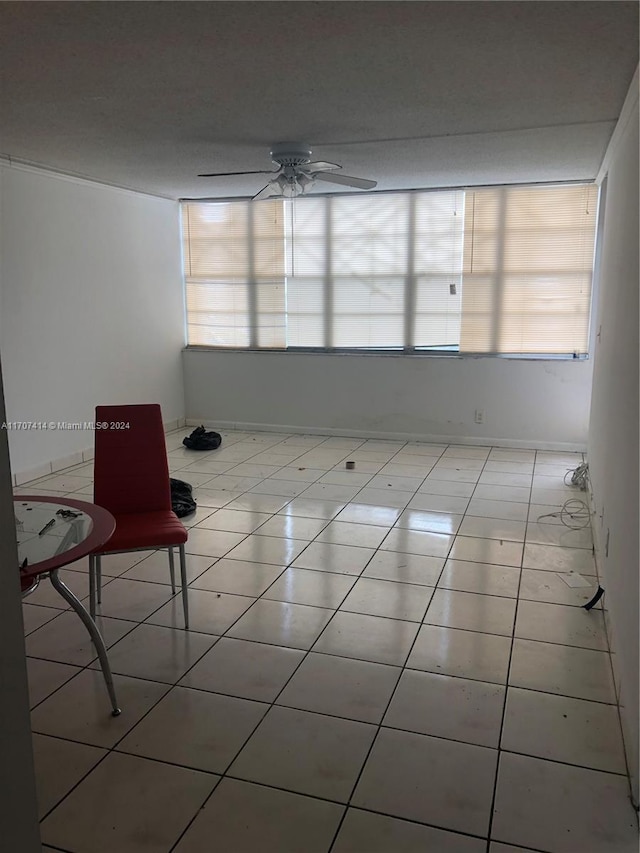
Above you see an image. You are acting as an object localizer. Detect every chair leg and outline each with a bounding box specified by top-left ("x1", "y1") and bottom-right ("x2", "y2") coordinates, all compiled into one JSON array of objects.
[
  {"x1": 89, "y1": 555, "x2": 97, "y2": 620},
  {"x1": 179, "y1": 544, "x2": 189, "y2": 630},
  {"x1": 168, "y1": 547, "x2": 176, "y2": 594},
  {"x1": 49, "y1": 568, "x2": 121, "y2": 716},
  {"x1": 96, "y1": 554, "x2": 103, "y2": 604}
]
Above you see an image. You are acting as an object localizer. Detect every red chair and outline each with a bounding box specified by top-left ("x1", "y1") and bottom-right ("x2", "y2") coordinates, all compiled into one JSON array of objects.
[{"x1": 88, "y1": 404, "x2": 189, "y2": 628}]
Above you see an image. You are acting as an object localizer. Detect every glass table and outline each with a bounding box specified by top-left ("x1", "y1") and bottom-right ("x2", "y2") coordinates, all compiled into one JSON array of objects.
[{"x1": 15, "y1": 495, "x2": 121, "y2": 716}]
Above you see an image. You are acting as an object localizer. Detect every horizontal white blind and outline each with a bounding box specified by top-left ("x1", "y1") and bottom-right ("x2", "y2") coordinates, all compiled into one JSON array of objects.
[
  {"x1": 284, "y1": 192, "x2": 464, "y2": 349},
  {"x1": 253, "y1": 202, "x2": 286, "y2": 348},
  {"x1": 286, "y1": 198, "x2": 326, "y2": 347},
  {"x1": 182, "y1": 200, "x2": 285, "y2": 348},
  {"x1": 183, "y1": 202, "x2": 249, "y2": 347},
  {"x1": 460, "y1": 184, "x2": 598, "y2": 354},
  {"x1": 332, "y1": 194, "x2": 408, "y2": 348},
  {"x1": 182, "y1": 183, "x2": 598, "y2": 355},
  {"x1": 413, "y1": 191, "x2": 464, "y2": 349}
]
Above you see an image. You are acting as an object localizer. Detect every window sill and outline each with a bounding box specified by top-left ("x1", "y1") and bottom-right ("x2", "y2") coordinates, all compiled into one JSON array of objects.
[{"x1": 183, "y1": 346, "x2": 590, "y2": 362}]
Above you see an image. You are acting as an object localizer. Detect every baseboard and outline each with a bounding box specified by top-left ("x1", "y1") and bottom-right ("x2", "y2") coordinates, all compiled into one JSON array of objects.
[
  {"x1": 588, "y1": 482, "x2": 620, "y2": 696},
  {"x1": 185, "y1": 418, "x2": 587, "y2": 452},
  {"x1": 588, "y1": 479, "x2": 639, "y2": 810},
  {"x1": 164, "y1": 416, "x2": 187, "y2": 433},
  {"x1": 13, "y1": 461, "x2": 56, "y2": 487},
  {"x1": 16, "y1": 413, "x2": 582, "y2": 484}
]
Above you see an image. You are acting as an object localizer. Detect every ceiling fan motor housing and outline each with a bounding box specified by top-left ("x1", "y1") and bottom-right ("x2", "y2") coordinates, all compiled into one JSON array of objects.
[{"x1": 270, "y1": 142, "x2": 312, "y2": 168}]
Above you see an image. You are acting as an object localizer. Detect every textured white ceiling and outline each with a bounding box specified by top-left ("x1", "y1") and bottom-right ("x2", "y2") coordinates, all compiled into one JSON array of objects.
[{"x1": 0, "y1": 1, "x2": 637, "y2": 199}]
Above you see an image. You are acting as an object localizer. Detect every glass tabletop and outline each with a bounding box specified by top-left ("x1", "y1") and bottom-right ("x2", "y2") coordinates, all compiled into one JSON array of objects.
[
  {"x1": 15, "y1": 501, "x2": 94, "y2": 568},
  {"x1": 14, "y1": 495, "x2": 115, "y2": 578}
]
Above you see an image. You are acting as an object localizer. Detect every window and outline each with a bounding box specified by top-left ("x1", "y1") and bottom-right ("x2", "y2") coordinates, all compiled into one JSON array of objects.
[
  {"x1": 182, "y1": 183, "x2": 598, "y2": 356},
  {"x1": 460, "y1": 185, "x2": 599, "y2": 354},
  {"x1": 182, "y1": 201, "x2": 285, "y2": 348}
]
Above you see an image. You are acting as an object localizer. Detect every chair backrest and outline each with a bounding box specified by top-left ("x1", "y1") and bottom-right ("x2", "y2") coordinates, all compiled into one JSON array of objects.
[{"x1": 93, "y1": 404, "x2": 171, "y2": 515}]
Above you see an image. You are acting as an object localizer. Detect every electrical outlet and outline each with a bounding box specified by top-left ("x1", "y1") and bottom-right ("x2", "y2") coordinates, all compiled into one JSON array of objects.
[{"x1": 474, "y1": 409, "x2": 484, "y2": 424}]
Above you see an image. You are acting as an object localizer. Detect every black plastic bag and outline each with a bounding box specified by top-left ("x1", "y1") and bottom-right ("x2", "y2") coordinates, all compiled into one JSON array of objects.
[
  {"x1": 182, "y1": 425, "x2": 222, "y2": 451},
  {"x1": 170, "y1": 478, "x2": 197, "y2": 517}
]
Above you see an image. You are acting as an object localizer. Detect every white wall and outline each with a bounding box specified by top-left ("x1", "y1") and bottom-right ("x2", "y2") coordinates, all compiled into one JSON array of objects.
[
  {"x1": 0, "y1": 352, "x2": 41, "y2": 851},
  {"x1": 0, "y1": 165, "x2": 185, "y2": 480},
  {"x1": 184, "y1": 349, "x2": 593, "y2": 449},
  {"x1": 588, "y1": 95, "x2": 639, "y2": 803}
]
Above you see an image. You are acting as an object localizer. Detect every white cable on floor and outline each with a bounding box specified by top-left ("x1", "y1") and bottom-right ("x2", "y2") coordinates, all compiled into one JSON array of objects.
[
  {"x1": 537, "y1": 463, "x2": 591, "y2": 529},
  {"x1": 537, "y1": 498, "x2": 591, "y2": 529},
  {"x1": 564, "y1": 461, "x2": 589, "y2": 490}
]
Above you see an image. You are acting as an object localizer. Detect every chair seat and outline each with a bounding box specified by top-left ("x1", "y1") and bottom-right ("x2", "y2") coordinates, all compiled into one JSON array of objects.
[{"x1": 95, "y1": 510, "x2": 187, "y2": 553}]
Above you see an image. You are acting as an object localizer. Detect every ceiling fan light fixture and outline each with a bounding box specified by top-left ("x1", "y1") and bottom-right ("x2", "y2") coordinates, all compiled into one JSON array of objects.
[
  {"x1": 296, "y1": 172, "x2": 315, "y2": 193},
  {"x1": 274, "y1": 173, "x2": 298, "y2": 198},
  {"x1": 200, "y1": 142, "x2": 376, "y2": 199}
]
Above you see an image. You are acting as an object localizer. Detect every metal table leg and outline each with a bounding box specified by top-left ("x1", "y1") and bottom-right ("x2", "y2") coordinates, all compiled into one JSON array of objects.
[{"x1": 49, "y1": 568, "x2": 121, "y2": 716}]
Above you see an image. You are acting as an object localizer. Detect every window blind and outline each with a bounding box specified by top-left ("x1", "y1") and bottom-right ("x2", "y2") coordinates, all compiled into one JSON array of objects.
[
  {"x1": 460, "y1": 184, "x2": 599, "y2": 354},
  {"x1": 182, "y1": 200, "x2": 285, "y2": 348},
  {"x1": 283, "y1": 192, "x2": 464, "y2": 350},
  {"x1": 182, "y1": 183, "x2": 598, "y2": 356},
  {"x1": 413, "y1": 191, "x2": 465, "y2": 349},
  {"x1": 330, "y1": 194, "x2": 408, "y2": 349},
  {"x1": 183, "y1": 202, "x2": 249, "y2": 347},
  {"x1": 286, "y1": 197, "x2": 327, "y2": 347}
]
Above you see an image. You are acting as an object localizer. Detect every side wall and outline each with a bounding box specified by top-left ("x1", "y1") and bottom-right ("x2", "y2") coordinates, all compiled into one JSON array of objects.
[
  {"x1": 0, "y1": 360, "x2": 40, "y2": 851},
  {"x1": 0, "y1": 165, "x2": 185, "y2": 481},
  {"x1": 184, "y1": 349, "x2": 593, "y2": 449},
  {"x1": 0, "y1": 171, "x2": 41, "y2": 850},
  {"x1": 588, "y1": 98, "x2": 639, "y2": 803}
]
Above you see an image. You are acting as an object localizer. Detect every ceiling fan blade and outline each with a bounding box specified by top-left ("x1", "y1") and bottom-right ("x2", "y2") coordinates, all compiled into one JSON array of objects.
[
  {"x1": 301, "y1": 161, "x2": 341, "y2": 172},
  {"x1": 313, "y1": 172, "x2": 377, "y2": 190},
  {"x1": 252, "y1": 183, "x2": 278, "y2": 201},
  {"x1": 198, "y1": 169, "x2": 278, "y2": 178}
]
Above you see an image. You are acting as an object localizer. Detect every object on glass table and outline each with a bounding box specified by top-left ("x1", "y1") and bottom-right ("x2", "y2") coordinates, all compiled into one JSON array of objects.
[
  {"x1": 38, "y1": 518, "x2": 56, "y2": 536},
  {"x1": 56, "y1": 508, "x2": 83, "y2": 519}
]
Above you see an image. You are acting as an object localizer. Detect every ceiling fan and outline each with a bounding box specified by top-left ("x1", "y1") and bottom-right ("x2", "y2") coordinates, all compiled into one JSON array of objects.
[{"x1": 198, "y1": 142, "x2": 377, "y2": 200}]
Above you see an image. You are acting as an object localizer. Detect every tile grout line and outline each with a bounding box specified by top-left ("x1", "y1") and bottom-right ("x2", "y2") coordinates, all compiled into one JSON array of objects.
[
  {"x1": 26, "y1": 433, "x2": 607, "y2": 852},
  {"x1": 35, "y1": 590, "x2": 227, "y2": 827},
  {"x1": 326, "y1": 453, "x2": 463, "y2": 852},
  {"x1": 120, "y1": 468, "x2": 376, "y2": 850},
  {"x1": 166, "y1": 432, "x2": 386, "y2": 851},
  {"x1": 482, "y1": 444, "x2": 535, "y2": 852},
  {"x1": 436, "y1": 444, "x2": 506, "y2": 853},
  {"x1": 169, "y1": 435, "x2": 446, "y2": 852},
  {"x1": 33, "y1": 467, "x2": 296, "y2": 834},
  {"x1": 28, "y1": 638, "x2": 622, "y2": 712}
]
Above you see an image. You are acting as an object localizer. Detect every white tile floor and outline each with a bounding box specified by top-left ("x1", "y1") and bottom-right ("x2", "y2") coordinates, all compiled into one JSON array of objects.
[{"x1": 19, "y1": 429, "x2": 639, "y2": 853}]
